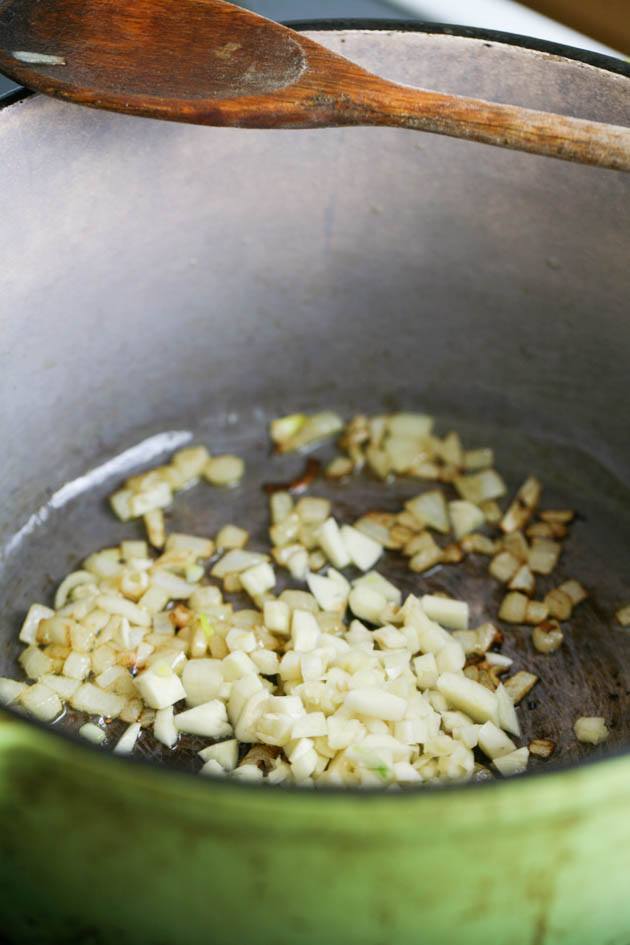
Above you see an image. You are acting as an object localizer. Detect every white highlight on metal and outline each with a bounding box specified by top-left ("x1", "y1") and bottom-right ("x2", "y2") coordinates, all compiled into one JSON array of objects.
[
  {"x1": 12, "y1": 51, "x2": 67, "y2": 65},
  {"x1": 2, "y1": 430, "x2": 192, "y2": 558}
]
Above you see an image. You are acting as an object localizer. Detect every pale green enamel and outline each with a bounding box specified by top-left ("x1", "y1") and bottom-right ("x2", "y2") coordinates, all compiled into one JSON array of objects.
[{"x1": 0, "y1": 717, "x2": 628, "y2": 944}]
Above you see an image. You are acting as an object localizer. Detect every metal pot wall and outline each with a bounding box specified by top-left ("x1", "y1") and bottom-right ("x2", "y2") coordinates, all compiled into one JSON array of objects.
[{"x1": 0, "y1": 23, "x2": 629, "y2": 945}]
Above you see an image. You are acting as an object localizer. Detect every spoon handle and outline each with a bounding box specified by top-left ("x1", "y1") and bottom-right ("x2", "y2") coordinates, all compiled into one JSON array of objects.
[{"x1": 335, "y1": 79, "x2": 630, "y2": 171}]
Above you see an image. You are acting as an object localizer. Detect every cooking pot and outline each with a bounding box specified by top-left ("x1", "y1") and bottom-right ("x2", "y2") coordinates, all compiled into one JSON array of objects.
[{"x1": 1, "y1": 21, "x2": 629, "y2": 945}]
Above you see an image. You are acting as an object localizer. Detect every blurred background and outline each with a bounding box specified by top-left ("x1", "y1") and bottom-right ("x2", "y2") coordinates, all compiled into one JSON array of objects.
[{"x1": 0, "y1": 0, "x2": 626, "y2": 101}]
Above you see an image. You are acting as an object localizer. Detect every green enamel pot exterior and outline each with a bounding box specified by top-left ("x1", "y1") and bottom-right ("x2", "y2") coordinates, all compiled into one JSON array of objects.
[
  {"x1": 0, "y1": 716, "x2": 629, "y2": 944},
  {"x1": 1, "y1": 24, "x2": 629, "y2": 945}
]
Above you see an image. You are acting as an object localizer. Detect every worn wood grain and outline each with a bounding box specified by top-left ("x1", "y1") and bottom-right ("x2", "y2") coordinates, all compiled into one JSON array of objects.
[{"x1": 0, "y1": 0, "x2": 629, "y2": 169}]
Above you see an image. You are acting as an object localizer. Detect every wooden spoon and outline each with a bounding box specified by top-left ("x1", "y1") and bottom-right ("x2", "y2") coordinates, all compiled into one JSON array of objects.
[{"x1": 0, "y1": 0, "x2": 628, "y2": 170}]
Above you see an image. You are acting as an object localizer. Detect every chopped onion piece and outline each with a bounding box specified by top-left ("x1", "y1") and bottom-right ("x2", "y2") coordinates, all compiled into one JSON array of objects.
[
  {"x1": 291, "y1": 610, "x2": 320, "y2": 653},
  {"x1": 79, "y1": 722, "x2": 106, "y2": 745},
  {"x1": 203, "y1": 455, "x2": 245, "y2": 487},
  {"x1": 574, "y1": 716, "x2": 608, "y2": 745},
  {"x1": 449, "y1": 500, "x2": 485, "y2": 539},
  {"x1": 405, "y1": 491, "x2": 449, "y2": 534},
  {"x1": 493, "y1": 747, "x2": 529, "y2": 776},
  {"x1": 263, "y1": 600, "x2": 290, "y2": 636},
  {"x1": 199, "y1": 738, "x2": 239, "y2": 770},
  {"x1": 463, "y1": 448, "x2": 493, "y2": 470},
  {"x1": 544, "y1": 588, "x2": 573, "y2": 621},
  {"x1": 422, "y1": 595, "x2": 469, "y2": 631},
  {"x1": 508, "y1": 564, "x2": 536, "y2": 595},
  {"x1": 274, "y1": 411, "x2": 343, "y2": 453},
  {"x1": 340, "y1": 524, "x2": 383, "y2": 571},
  {"x1": 437, "y1": 672, "x2": 499, "y2": 724},
  {"x1": 503, "y1": 671, "x2": 538, "y2": 705},
  {"x1": 495, "y1": 683, "x2": 520, "y2": 736},
  {"x1": 558, "y1": 580, "x2": 588, "y2": 606},
  {"x1": 477, "y1": 721, "x2": 516, "y2": 759},
  {"x1": 615, "y1": 603, "x2": 630, "y2": 628},
  {"x1": 135, "y1": 666, "x2": 186, "y2": 710},
  {"x1": 532, "y1": 620, "x2": 563, "y2": 654},
  {"x1": 318, "y1": 518, "x2": 351, "y2": 569},
  {"x1": 348, "y1": 586, "x2": 387, "y2": 625},
  {"x1": 40, "y1": 674, "x2": 80, "y2": 700},
  {"x1": 344, "y1": 688, "x2": 406, "y2": 722},
  {"x1": 71, "y1": 683, "x2": 125, "y2": 718},
  {"x1": 211, "y1": 550, "x2": 268, "y2": 578},
  {"x1": 528, "y1": 538, "x2": 561, "y2": 575},
  {"x1": 408, "y1": 533, "x2": 443, "y2": 573},
  {"x1": 240, "y1": 562, "x2": 276, "y2": 598},
  {"x1": 19, "y1": 604, "x2": 54, "y2": 645},
  {"x1": 529, "y1": 738, "x2": 555, "y2": 759},
  {"x1": 20, "y1": 683, "x2": 62, "y2": 721},
  {"x1": 306, "y1": 573, "x2": 347, "y2": 614},
  {"x1": 114, "y1": 722, "x2": 141, "y2": 754},
  {"x1": 489, "y1": 551, "x2": 520, "y2": 584},
  {"x1": 498, "y1": 591, "x2": 528, "y2": 624},
  {"x1": 175, "y1": 700, "x2": 232, "y2": 737},
  {"x1": 455, "y1": 470, "x2": 507, "y2": 504},
  {"x1": 0, "y1": 677, "x2": 26, "y2": 705}
]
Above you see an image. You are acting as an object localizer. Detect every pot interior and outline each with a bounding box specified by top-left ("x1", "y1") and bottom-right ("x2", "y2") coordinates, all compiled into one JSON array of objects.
[{"x1": 1, "y1": 26, "x2": 629, "y2": 780}]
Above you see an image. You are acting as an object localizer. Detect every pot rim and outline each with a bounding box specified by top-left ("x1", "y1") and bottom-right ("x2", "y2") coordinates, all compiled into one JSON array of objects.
[{"x1": 1, "y1": 20, "x2": 628, "y2": 799}]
